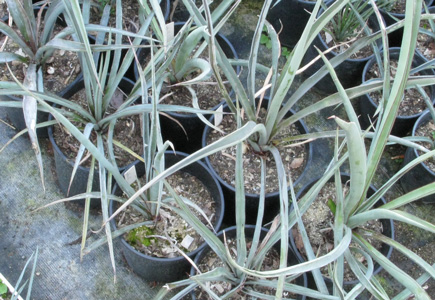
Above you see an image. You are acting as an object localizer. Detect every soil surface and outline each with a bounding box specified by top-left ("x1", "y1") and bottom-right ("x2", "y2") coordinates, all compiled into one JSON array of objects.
[
  {"x1": 0, "y1": 21, "x2": 80, "y2": 94},
  {"x1": 52, "y1": 87, "x2": 143, "y2": 168},
  {"x1": 115, "y1": 170, "x2": 216, "y2": 258},
  {"x1": 415, "y1": 119, "x2": 435, "y2": 172},
  {"x1": 193, "y1": 237, "x2": 298, "y2": 299},
  {"x1": 206, "y1": 107, "x2": 307, "y2": 194},
  {"x1": 88, "y1": 0, "x2": 142, "y2": 44},
  {"x1": 293, "y1": 182, "x2": 385, "y2": 282},
  {"x1": 367, "y1": 60, "x2": 430, "y2": 116},
  {"x1": 417, "y1": 19, "x2": 435, "y2": 60}
]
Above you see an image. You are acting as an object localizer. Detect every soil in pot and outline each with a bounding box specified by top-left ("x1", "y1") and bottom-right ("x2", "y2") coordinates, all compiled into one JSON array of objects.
[
  {"x1": 416, "y1": 7, "x2": 435, "y2": 61},
  {"x1": 366, "y1": 60, "x2": 430, "y2": 117},
  {"x1": 292, "y1": 182, "x2": 385, "y2": 283},
  {"x1": 52, "y1": 85, "x2": 142, "y2": 169},
  {"x1": 190, "y1": 226, "x2": 306, "y2": 300},
  {"x1": 414, "y1": 118, "x2": 435, "y2": 172},
  {"x1": 206, "y1": 107, "x2": 307, "y2": 195},
  {"x1": 0, "y1": 17, "x2": 81, "y2": 94},
  {"x1": 115, "y1": 170, "x2": 217, "y2": 258},
  {"x1": 87, "y1": 0, "x2": 169, "y2": 44},
  {"x1": 379, "y1": 0, "x2": 433, "y2": 47}
]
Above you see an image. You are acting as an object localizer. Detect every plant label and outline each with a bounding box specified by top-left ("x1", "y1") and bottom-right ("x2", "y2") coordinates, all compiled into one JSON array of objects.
[
  {"x1": 181, "y1": 235, "x2": 194, "y2": 250},
  {"x1": 214, "y1": 105, "x2": 223, "y2": 127},
  {"x1": 124, "y1": 165, "x2": 138, "y2": 185}
]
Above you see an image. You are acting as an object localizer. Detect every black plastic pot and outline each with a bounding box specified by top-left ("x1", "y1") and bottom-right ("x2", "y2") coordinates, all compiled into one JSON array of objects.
[
  {"x1": 47, "y1": 76, "x2": 135, "y2": 207},
  {"x1": 134, "y1": 23, "x2": 239, "y2": 154},
  {"x1": 190, "y1": 225, "x2": 307, "y2": 300},
  {"x1": 379, "y1": 0, "x2": 433, "y2": 47},
  {"x1": 109, "y1": 151, "x2": 225, "y2": 282},
  {"x1": 289, "y1": 173, "x2": 395, "y2": 289},
  {"x1": 202, "y1": 99, "x2": 313, "y2": 226},
  {"x1": 0, "y1": 6, "x2": 74, "y2": 138},
  {"x1": 359, "y1": 47, "x2": 435, "y2": 137},
  {"x1": 267, "y1": 0, "x2": 333, "y2": 48},
  {"x1": 400, "y1": 110, "x2": 435, "y2": 203},
  {"x1": 302, "y1": 1, "x2": 381, "y2": 95}
]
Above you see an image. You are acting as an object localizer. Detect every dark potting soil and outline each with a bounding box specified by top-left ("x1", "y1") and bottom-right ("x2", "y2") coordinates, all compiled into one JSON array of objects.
[
  {"x1": 292, "y1": 182, "x2": 384, "y2": 282},
  {"x1": 193, "y1": 237, "x2": 298, "y2": 300},
  {"x1": 415, "y1": 119, "x2": 435, "y2": 172},
  {"x1": 367, "y1": 60, "x2": 430, "y2": 116},
  {"x1": 115, "y1": 170, "x2": 216, "y2": 258},
  {"x1": 0, "y1": 23, "x2": 81, "y2": 94},
  {"x1": 52, "y1": 88, "x2": 143, "y2": 168},
  {"x1": 206, "y1": 107, "x2": 307, "y2": 195}
]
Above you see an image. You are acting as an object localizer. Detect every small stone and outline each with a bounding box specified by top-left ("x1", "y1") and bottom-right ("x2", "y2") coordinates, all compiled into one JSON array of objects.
[
  {"x1": 47, "y1": 66, "x2": 55, "y2": 75},
  {"x1": 64, "y1": 71, "x2": 69, "y2": 76},
  {"x1": 36, "y1": 272, "x2": 41, "y2": 276},
  {"x1": 11, "y1": 60, "x2": 21, "y2": 66},
  {"x1": 74, "y1": 64, "x2": 81, "y2": 74},
  {"x1": 59, "y1": 49, "x2": 65, "y2": 56}
]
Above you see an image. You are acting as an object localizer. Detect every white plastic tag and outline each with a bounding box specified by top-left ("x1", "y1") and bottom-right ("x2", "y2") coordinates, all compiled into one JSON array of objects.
[
  {"x1": 214, "y1": 105, "x2": 223, "y2": 127},
  {"x1": 180, "y1": 235, "x2": 194, "y2": 250},
  {"x1": 124, "y1": 165, "x2": 138, "y2": 185}
]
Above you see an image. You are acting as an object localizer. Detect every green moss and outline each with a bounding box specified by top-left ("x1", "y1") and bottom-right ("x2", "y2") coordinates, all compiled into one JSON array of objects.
[{"x1": 126, "y1": 226, "x2": 156, "y2": 247}]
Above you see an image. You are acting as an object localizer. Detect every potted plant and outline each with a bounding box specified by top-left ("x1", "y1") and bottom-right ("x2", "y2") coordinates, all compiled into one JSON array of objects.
[
  {"x1": 359, "y1": 47, "x2": 435, "y2": 136},
  {"x1": 377, "y1": 0, "x2": 434, "y2": 46},
  {"x1": 289, "y1": 173, "x2": 394, "y2": 290},
  {"x1": 197, "y1": 0, "x2": 376, "y2": 225},
  {"x1": 108, "y1": 151, "x2": 225, "y2": 282},
  {"x1": 260, "y1": 2, "x2": 435, "y2": 296},
  {"x1": 133, "y1": 21, "x2": 239, "y2": 153},
  {"x1": 302, "y1": 0, "x2": 382, "y2": 94},
  {"x1": 0, "y1": 0, "x2": 82, "y2": 138}
]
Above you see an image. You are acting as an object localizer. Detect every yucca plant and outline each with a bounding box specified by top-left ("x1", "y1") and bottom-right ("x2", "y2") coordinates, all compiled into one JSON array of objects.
[
  {"x1": 251, "y1": 0, "x2": 435, "y2": 298},
  {"x1": 150, "y1": 0, "x2": 435, "y2": 298}
]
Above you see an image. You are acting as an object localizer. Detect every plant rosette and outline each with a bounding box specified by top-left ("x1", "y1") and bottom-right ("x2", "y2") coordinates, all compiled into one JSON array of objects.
[
  {"x1": 190, "y1": 225, "x2": 307, "y2": 300},
  {"x1": 290, "y1": 173, "x2": 394, "y2": 289},
  {"x1": 400, "y1": 110, "x2": 435, "y2": 203},
  {"x1": 109, "y1": 151, "x2": 225, "y2": 282},
  {"x1": 302, "y1": 0, "x2": 381, "y2": 95},
  {"x1": 133, "y1": 22, "x2": 239, "y2": 154},
  {"x1": 47, "y1": 76, "x2": 137, "y2": 206},
  {"x1": 359, "y1": 47, "x2": 435, "y2": 136},
  {"x1": 377, "y1": 0, "x2": 434, "y2": 47},
  {"x1": 202, "y1": 98, "x2": 312, "y2": 226},
  {"x1": 0, "y1": 5, "x2": 81, "y2": 137}
]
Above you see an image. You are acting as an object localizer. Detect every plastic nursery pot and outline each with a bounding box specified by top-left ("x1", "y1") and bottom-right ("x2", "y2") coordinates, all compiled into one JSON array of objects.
[
  {"x1": 267, "y1": 0, "x2": 333, "y2": 48},
  {"x1": 47, "y1": 76, "x2": 135, "y2": 207},
  {"x1": 190, "y1": 225, "x2": 307, "y2": 300},
  {"x1": 289, "y1": 173, "x2": 395, "y2": 289},
  {"x1": 133, "y1": 23, "x2": 239, "y2": 154},
  {"x1": 379, "y1": 0, "x2": 433, "y2": 47},
  {"x1": 359, "y1": 47, "x2": 435, "y2": 137},
  {"x1": 0, "y1": 6, "x2": 74, "y2": 138},
  {"x1": 202, "y1": 99, "x2": 313, "y2": 226},
  {"x1": 400, "y1": 110, "x2": 435, "y2": 203},
  {"x1": 109, "y1": 151, "x2": 225, "y2": 283},
  {"x1": 301, "y1": 1, "x2": 381, "y2": 95}
]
